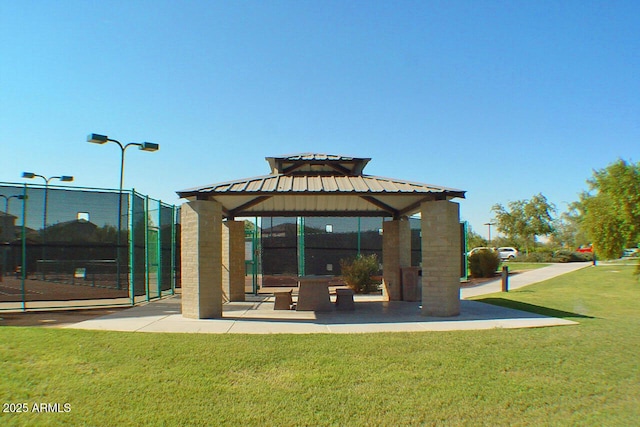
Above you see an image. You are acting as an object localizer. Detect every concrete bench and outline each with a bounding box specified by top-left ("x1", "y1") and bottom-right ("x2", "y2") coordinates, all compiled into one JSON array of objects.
[
  {"x1": 274, "y1": 290, "x2": 293, "y2": 310},
  {"x1": 335, "y1": 288, "x2": 355, "y2": 310}
]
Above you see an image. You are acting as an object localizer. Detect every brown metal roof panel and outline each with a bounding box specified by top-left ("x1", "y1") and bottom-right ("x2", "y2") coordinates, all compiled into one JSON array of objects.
[
  {"x1": 214, "y1": 194, "x2": 261, "y2": 210},
  {"x1": 363, "y1": 176, "x2": 386, "y2": 192},
  {"x1": 350, "y1": 176, "x2": 371, "y2": 192},
  {"x1": 282, "y1": 196, "x2": 297, "y2": 210},
  {"x1": 273, "y1": 153, "x2": 356, "y2": 162},
  {"x1": 229, "y1": 181, "x2": 249, "y2": 192},
  {"x1": 393, "y1": 180, "x2": 417, "y2": 192},
  {"x1": 176, "y1": 172, "x2": 466, "y2": 200},
  {"x1": 376, "y1": 178, "x2": 402, "y2": 192},
  {"x1": 343, "y1": 196, "x2": 370, "y2": 211},
  {"x1": 216, "y1": 183, "x2": 233, "y2": 192},
  {"x1": 292, "y1": 176, "x2": 307, "y2": 192},
  {"x1": 366, "y1": 175, "x2": 465, "y2": 195},
  {"x1": 276, "y1": 176, "x2": 293, "y2": 191},
  {"x1": 310, "y1": 195, "x2": 326, "y2": 210},
  {"x1": 308, "y1": 175, "x2": 323, "y2": 191},
  {"x1": 261, "y1": 176, "x2": 278, "y2": 191},
  {"x1": 335, "y1": 176, "x2": 355, "y2": 192},
  {"x1": 244, "y1": 179, "x2": 265, "y2": 192},
  {"x1": 321, "y1": 175, "x2": 339, "y2": 191}
]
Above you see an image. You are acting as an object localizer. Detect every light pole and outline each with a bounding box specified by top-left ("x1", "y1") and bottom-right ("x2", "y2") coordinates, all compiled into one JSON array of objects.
[
  {"x1": 22, "y1": 172, "x2": 74, "y2": 278},
  {"x1": 87, "y1": 133, "x2": 159, "y2": 289},
  {"x1": 1, "y1": 194, "x2": 25, "y2": 221},
  {"x1": 0, "y1": 194, "x2": 26, "y2": 281},
  {"x1": 484, "y1": 222, "x2": 496, "y2": 247}
]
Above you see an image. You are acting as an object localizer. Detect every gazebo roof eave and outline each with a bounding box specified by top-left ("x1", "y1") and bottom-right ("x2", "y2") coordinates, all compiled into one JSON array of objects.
[
  {"x1": 176, "y1": 173, "x2": 466, "y2": 199},
  {"x1": 180, "y1": 191, "x2": 462, "y2": 220}
]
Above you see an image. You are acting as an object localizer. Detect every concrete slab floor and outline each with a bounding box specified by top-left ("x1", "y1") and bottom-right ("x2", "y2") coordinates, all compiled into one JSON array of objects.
[{"x1": 67, "y1": 294, "x2": 577, "y2": 334}]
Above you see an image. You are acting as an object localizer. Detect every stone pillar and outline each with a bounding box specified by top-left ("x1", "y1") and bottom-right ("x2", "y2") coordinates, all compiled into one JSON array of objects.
[
  {"x1": 180, "y1": 200, "x2": 223, "y2": 319},
  {"x1": 222, "y1": 220, "x2": 246, "y2": 302},
  {"x1": 382, "y1": 218, "x2": 411, "y2": 301},
  {"x1": 420, "y1": 200, "x2": 461, "y2": 316}
]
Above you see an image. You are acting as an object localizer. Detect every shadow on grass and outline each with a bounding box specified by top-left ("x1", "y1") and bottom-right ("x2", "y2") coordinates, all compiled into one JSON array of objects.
[{"x1": 475, "y1": 298, "x2": 595, "y2": 320}]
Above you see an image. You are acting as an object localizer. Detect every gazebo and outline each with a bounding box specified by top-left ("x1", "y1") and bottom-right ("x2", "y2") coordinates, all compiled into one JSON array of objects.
[{"x1": 176, "y1": 153, "x2": 466, "y2": 319}]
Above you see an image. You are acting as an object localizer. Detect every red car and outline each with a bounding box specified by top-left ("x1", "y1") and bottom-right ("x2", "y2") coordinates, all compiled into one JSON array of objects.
[{"x1": 576, "y1": 245, "x2": 593, "y2": 253}]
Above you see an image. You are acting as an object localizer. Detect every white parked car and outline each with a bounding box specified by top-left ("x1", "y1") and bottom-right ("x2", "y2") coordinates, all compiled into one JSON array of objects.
[
  {"x1": 468, "y1": 247, "x2": 494, "y2": 256},
  {"x1": 622, "y1": 248, "x2": 639, "y2": 258},
  {"x1": 498, "y1": 247, "x2": 518, "y2": 260}
]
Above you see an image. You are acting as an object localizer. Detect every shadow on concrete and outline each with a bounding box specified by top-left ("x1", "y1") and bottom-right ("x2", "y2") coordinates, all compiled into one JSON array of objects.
[
  {"x1": 219, "y1": 299, "x2": 568, "y2": 325},
  {"x1": 66, "y1": 295, "x2": 580, "y2": 333}
]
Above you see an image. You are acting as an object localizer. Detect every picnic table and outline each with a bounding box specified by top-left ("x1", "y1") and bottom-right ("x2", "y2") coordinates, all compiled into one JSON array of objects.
[{"x1": 295, "y1": 275, "x2": 333, "y2": 311}]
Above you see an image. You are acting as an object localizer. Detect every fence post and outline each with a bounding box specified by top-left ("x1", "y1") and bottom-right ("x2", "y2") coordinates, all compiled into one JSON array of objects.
[
  {"x1": 253, "y1": 217, "x2": 259, "y2": 295},
  {"x1": 156, "y1": 199, "x2": 162, "y2": 298},
  {"x1": 171, "y1": 205, "x2": 176, "y2": 295},
  {"x1": 128, "y1": 190, "x2": 135, "y2": 306},
  {"x1": 144, "y1": 194, "x2": 150, "y2": 302},
  {"x1": 20, "y1": 184, "x2": 28, "y2": 311},
  {"x1": 297, "y1": 216, "x2": 305, "y2": 276}
]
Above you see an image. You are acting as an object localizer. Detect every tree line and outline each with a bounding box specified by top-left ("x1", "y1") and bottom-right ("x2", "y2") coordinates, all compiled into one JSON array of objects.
[{"x1": 468, "y1": 159, "x2": 640, "y2": 263}]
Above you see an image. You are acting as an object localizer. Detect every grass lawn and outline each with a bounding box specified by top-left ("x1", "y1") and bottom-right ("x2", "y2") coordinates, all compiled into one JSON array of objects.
[
  {"x1": 601, "y1": 258, "x2": 640, "y2": 266},
  {"x1": 1, "y1": 265, "x2": 638, "y2": 426}
]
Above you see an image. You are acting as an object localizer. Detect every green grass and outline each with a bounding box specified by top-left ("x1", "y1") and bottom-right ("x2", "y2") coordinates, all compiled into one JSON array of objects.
[
  {"x1": 1, "y1": 266, "x2": 639, "y2": 426},
  {"x1": 600, "y1": 257, "x2": 640, "y2": 266}
]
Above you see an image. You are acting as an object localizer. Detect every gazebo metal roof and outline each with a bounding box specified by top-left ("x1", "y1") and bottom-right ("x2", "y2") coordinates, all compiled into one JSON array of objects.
[{"x1": 177, "y1": 153, "x2": 465, "y2": 219}]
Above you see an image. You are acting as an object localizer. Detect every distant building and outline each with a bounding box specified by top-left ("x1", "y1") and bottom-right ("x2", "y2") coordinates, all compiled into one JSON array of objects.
[{"x1": 0, "y1": 211, "x2": 18, "y2": 242}]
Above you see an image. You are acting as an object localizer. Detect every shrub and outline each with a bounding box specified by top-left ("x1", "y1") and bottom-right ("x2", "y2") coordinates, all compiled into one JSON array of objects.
[
  {"x1": 340, "y1": 254, "x2": 381, "y2": 294},
  {"x1": 570, "y1": 251, "x2": 594, "y2": 262},
  {"x1": 550, "y1": 250, "x2": 594, "y2": 263},
  {"x1": 468, "y1": 249, "x2": 501, "y2": 278},
  {"x1": 513, "y1": 252, "x2": 554, "y2": 263},
  {"x1": 512, "y1": 249, "x2": 594, "y2": 263},
  {"x1": 552, "y1": 249, "x2": 574, "y2": 263}
]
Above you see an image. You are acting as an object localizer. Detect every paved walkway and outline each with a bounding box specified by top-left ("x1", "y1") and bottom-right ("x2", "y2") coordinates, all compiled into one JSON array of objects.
[{"x1": 67, "y1": 263, "x2": 592, "y2": 334}]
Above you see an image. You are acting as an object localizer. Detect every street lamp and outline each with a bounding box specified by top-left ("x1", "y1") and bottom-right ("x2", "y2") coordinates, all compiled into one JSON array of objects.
[
  {"x1": 22, "y1": 172, "x2": 74, "y2": 278},
  {"x1": 484, "y1": 222, "x2": 496, "y2": 246},
  {"x1": 1, "y1": 194, "x2": 26, "y2": 216},
  {"x1": 0, "y1": 194, "x2": 26, "y2": 281},
  {"x1": 87, "y1": 133, "x2": 159, "y2": 289},
  {"x1": 21, "y1": 173, "x2": 73, "y2": 231}
]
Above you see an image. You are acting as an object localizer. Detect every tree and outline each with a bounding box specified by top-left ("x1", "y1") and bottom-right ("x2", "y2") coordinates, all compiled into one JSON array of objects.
[
  {"x1": 466, "y1": 226, "x2": 487, "y2": 250},
  {"x1": 576, "y1": 159, "x2": 640, "y2": 260},
  {"x1": 491, "y1": 193, "x2": 556, "y2": 255},
  {"x1": 550, "y1": 208, "x2": 590, "y2": 250},
  {"x1": 244, "y1": 220, "x2": 256, "y2": 234}
]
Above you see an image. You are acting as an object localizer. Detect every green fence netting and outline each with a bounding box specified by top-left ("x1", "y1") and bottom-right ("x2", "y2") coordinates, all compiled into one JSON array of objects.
[
  {"x1": 0, "y1": 182, "x2": 177, "y2": 311},
  {"x1": 257, "y1": 216, "x2": 427, "y2": 287}
]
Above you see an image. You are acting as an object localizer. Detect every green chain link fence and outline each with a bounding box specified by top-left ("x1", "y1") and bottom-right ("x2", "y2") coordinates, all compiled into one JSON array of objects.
[
  {"x1": 0, "y1": 182, "x2": 177, "y2": 311},
  {"x1": 254, "y1": 216, "x2": 468, "y2": 289}
]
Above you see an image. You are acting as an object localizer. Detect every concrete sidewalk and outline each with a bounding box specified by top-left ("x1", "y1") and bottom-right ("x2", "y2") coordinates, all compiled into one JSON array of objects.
[{"x1": 67, "y1": 263, "x2": 591, "y2": 334}]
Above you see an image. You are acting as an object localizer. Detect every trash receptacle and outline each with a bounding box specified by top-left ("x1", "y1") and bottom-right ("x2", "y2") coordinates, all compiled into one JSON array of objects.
[{"x1": 401, "y1": 267, "x2": 421, "y2": 302}]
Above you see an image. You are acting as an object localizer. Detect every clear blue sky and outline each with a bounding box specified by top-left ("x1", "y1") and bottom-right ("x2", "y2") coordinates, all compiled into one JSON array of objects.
[{"x1": 1, "y1": 0, "x2": 638, "y2": 238}]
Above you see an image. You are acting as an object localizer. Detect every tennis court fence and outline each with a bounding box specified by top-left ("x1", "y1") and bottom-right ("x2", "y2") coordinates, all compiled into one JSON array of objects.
[{"x1": 0, "y1": 182, "x2": 178, "y2": 311}]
